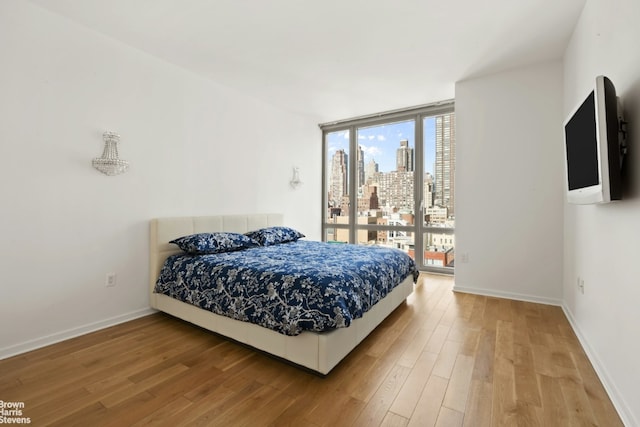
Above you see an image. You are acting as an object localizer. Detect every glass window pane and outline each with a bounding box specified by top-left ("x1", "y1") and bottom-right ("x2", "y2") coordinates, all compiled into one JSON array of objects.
[
  {"x1": 423, "y1": 113, "x2": 455, "y2": 270},
  {"x1": 354, "y1": 120, "x2": 415, "y2": 259},
  {"x1": 356, "y1": 120, "x2": 415, "y2": 214},
  {"x1": 325, "y1": 227, "x2": 350, "y2": 244},
  {"x1": 325, "y1": 130, "x2": 350, "y2": 225},
  {"x1": 423, "y1": 228, "x2": 455, "y2": 267}
]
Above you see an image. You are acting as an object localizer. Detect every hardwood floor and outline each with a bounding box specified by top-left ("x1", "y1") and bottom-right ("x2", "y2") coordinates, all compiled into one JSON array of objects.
[{"x1": 0, "y1": 274, "x2": 623, "y2": 426}]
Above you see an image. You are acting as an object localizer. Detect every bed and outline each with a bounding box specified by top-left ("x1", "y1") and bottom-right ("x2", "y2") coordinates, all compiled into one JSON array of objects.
[{"x1": 149, "y1": 214, "x2": 416, "y2": 375}]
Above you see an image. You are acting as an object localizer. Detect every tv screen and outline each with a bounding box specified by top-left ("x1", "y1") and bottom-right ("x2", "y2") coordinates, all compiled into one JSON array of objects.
[{"x1": 565, "y1": 92, "x2": 599, "y2": 191}]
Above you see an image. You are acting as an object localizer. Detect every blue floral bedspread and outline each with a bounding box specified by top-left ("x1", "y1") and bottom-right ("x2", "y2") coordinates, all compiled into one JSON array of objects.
[{"x1": 154, "y1": 240, "x2": 417, "y2": 336}]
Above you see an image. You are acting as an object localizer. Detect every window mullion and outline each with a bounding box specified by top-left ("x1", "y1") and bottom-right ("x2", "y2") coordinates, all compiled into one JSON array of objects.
[{"x1": 348, "y1": 124, "x2": 357, "y2": 245}]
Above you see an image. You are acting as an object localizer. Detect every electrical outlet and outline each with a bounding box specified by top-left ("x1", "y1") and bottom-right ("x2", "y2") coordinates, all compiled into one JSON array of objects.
[
  {"x1": 577, "y1": 276, "x2": 584, "y2": 294},
  {"x1": 106, "y1": 273, "x2": 117, "y2": 287},
  {"x1": 460, "y1": 253, "x2": 469, "y2": 263}
]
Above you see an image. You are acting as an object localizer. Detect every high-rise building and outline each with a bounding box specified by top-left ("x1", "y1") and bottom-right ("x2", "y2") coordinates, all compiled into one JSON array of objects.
[
  {"x1": 329, "y1": 149, "x2": 348, "y2": 210},
  {"x1": 423, "y1": 172, "x2": 434, "y2": 210},
  {"x1": 365, "y1": 158, "x2": 379, "y2": 184},
  {"x1": 375, "y1": 171, "x2": 414, "y2": 212},
  {"x1": 396, "y1": 139, "x2": 414, "y2": 172},
  {"x1": 357, "y1": 184, "x2": 379, "y2": 212},
  {"x1": 434, "y1": 114, "x2": 455, "y2": 216},
  {"x1": 357, "y1": 146, "x2": 365, "y2": 187}
]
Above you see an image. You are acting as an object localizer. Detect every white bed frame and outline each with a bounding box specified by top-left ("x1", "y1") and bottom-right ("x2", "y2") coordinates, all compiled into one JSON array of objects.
[{"x1": 149, "y1": 214, "x2": 414, "y2": 375}]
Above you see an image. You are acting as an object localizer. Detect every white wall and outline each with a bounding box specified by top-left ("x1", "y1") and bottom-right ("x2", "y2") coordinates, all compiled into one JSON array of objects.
[
  {"x1": 0, "y1": 1, "x2": 321, "y2": 357},
  {"x1": 454, "y1": 61, "x2": 565, "y2": 304},
  {"x1": 563, "y1": 0, "x2": 640, "y2": 424}
]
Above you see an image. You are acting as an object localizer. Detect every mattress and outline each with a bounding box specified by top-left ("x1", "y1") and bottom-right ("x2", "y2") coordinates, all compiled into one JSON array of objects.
[{"x1": 154, "y1": 240, "x2": 417, "y2": 336}]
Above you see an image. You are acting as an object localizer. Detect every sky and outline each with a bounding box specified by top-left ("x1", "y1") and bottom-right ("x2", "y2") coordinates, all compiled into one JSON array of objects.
[{"x1": 326, "y1": 117, "x2": 436, "y2": 175}]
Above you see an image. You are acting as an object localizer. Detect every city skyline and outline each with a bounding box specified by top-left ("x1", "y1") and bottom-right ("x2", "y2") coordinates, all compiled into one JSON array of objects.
[
  {"x1": 326, "y1": 118, "x2": 437, "y2": 175},
  {"x1": 325, "y1": 112, "x2": 456, "y2": 267}
]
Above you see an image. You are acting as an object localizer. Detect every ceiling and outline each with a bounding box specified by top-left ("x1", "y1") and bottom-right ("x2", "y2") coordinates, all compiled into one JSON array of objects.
[{"x1": 28, "y1": 0, "x2": 586, "y2": 122}]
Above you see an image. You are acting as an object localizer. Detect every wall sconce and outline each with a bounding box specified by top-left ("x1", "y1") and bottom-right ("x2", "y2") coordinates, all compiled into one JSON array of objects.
[
  {"x1": 290, "y1": 167, "x2": 302, "y2": 189},
  {"x1": 92, "y1": 131, "x2": 129, "y2": 176}
]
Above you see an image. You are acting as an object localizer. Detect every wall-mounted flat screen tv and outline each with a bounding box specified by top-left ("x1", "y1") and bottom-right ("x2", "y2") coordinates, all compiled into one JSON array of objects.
[{"x1": 563, "y1": 75, "x2": 623, "y2": 204}]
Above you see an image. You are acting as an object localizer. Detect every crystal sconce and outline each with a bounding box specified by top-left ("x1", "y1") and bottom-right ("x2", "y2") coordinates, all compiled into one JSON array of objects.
[{"x1": 92, "y1": 131, "x2": 129, "y2": 176}]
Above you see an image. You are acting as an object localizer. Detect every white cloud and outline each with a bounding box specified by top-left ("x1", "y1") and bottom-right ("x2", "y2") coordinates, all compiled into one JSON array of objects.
[
  {"x1": 377, "y1": 135, "x2": 386, "y2": 141},
  {"x1": 360, "y1": 144, "x2": 383, "y2": 157}
]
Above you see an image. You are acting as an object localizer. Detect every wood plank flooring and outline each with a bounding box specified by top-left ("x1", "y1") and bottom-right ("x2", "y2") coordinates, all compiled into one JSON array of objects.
[{"x1": 0, "y1": 274, "x2": 623, "y2": 426}]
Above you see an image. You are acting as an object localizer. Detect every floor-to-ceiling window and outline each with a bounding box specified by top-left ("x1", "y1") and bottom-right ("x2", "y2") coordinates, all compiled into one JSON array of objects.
[{"x1": 321, "y1": 101, "x2": 455, "y2": 274}]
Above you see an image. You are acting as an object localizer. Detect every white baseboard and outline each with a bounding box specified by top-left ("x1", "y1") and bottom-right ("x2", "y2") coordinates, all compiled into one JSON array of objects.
[
  {"x1": 561, "y1": 304, "x2": 636, "y2": 427},
  {"x1": 452, "y1": 285, "x2": 562, "y2": 306},
  {"x1": 0, "y1": 307, "x2": 156, "y2": 360}
]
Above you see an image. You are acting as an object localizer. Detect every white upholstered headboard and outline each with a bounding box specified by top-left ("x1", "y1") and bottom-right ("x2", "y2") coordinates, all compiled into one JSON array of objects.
[{"x1": 149, "y1": 214, "x2": 283, "y2": 304}]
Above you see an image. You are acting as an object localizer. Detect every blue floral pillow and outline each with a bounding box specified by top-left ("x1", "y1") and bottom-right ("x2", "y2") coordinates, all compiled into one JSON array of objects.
[
  {"x1": 170, "y1": 232, "x2": 258, "y2": 255},
  {"x1": 244, "y1": 226, "x2": 305, "y2": 246}
]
